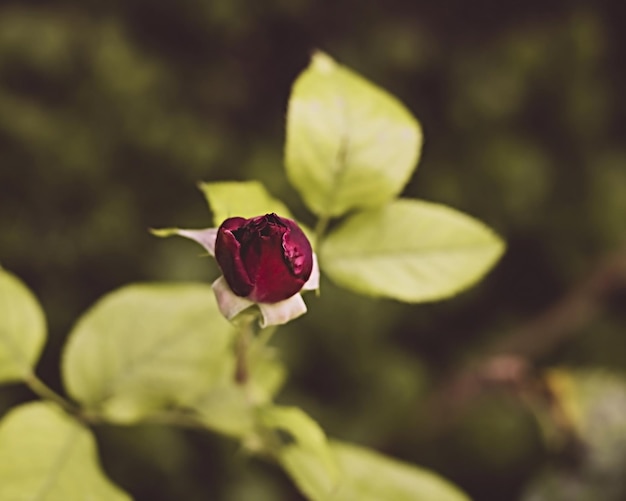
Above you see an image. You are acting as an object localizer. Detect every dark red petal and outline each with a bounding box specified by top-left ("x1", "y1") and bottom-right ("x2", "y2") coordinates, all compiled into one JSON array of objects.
[
  {"x1": 248, "y1": 232, "x2": 306, "y2": 303},
  {"x1": 220, "y1": 217, "x2": 248, "y2": 232},
  {"x1": 281, "y1": 219, "x2": 313, "y2": 280},
  {"x1": 237, "y1": 215, "x2": 282, "y2": 276},
  {"x1": 247, "y1": 215, "x2": 312, "y2": 303},
  {"x1": 215, "y1": 214, "x2": 314, "y2": 304},
  {"x1": 215, "y1": 217, "x2": 254, "y2": 297}
]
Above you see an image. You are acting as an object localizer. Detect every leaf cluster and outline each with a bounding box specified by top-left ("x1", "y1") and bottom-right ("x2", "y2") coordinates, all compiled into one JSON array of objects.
[{"x1": 0, "y1": 53, "x2": 504, "y2": 500}]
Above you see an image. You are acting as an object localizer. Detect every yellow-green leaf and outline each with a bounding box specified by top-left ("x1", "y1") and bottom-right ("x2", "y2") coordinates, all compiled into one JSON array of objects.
[
  {"x1": 194, "y1": 348, "x2": 287, "y2": 438},
  {"x1": 321, "y1": 199, "x2": 505, "y2": 302},
  {"x1": 329, "y1": 440, "x2": 471, "y2": 501},
  {"x1": 0, "y1": 268, "x2": 46, "y2": 384},
  {"x1": 199, "y1": 180, "x2": 292, "y2": 226},
  {"x1": 259, "y1": 405, "x2": 339, "y2": 498},
  {"x1": 286, "y1": 52, "x2": 423, "y2": 217},
  {"x1": 62, "y1": 283, "x2": 234, "y2": 423},
  {"x1": 0, "y1": 402, "x2": 131, "y2": 501}
]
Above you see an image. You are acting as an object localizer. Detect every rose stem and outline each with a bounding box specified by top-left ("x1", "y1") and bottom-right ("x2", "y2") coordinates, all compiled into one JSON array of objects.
[{"x1": 235, "y1": 318, "x2": 254, "y2": 385}]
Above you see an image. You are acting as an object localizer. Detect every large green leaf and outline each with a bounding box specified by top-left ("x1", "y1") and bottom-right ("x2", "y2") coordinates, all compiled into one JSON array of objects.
[
  {"x1": 199, "y1": 180, "x2": 292, "y2": 225},
  {"x1": 329, "y1": 441, "x2": 471, "y2": 501},
  {"x1": 273, "y1": 429, "x2": 470, "y2": 501},
  {"x1": 62, "y1": 283, "x2": 234, "y2": 423},
  {"x1": 285, "y1": 52, "x2": 422, "y2": 217},
  {"x1": 321, "y1": 199, "x2": 505, "y2": 302},
  {"x1": 259, "y1": 405, "x2": 339, "y2": 499},
  {"x1": 0, "y1": 268, "x2": 46, "y2": 384},
  {"x1": 0, "y1": 402, "x2": 131, "y2": 501}
]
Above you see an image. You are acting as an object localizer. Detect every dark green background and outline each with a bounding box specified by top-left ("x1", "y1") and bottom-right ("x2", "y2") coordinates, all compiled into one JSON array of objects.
[{"x1": 1, "y1": 1, "x2": 625, "y2": 499}]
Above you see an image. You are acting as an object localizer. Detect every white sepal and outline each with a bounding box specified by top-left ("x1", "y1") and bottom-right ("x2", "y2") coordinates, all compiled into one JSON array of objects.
[
  {"x1": 176, "y1": 228, "x2": 219, "y2": 256},
  {"x1": 152, "y1": 227, "x2": 218, "y2": 255},
  {"x1": 212, "y1": 276, "x2": 254, "y2": 320},
  {"x1": 302, "y1": 253, "x2": 320, "y2": 291},
  {"x1": 257, "y1": 294, "x2": 307, "y2": 327}
]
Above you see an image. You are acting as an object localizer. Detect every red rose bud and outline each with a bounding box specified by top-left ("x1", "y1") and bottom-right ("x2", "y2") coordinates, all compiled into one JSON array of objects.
[{"x1": 214, "y1": 213, "x2": 313, "y2": 303}]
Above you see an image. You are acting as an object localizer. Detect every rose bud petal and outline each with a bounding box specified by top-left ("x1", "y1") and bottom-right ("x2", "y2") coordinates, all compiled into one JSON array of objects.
[
  {"x1": 152, "y1": 215, "x2": 319, "y2": 326},
  {"x1": 214, "y1": 213, "x2": 313, "y2": 303}
]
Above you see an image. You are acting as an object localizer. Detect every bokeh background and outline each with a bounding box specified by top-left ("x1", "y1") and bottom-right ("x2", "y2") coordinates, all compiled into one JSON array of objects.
[{"x1": 1, "y1": 1, "x2": 626, "y2": 500}]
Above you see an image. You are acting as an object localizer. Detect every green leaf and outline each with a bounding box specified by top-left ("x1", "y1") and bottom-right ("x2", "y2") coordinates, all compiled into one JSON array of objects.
[
  {"x1": 321, "y1": 199, "x2": 505, "y2": 302},
  {"x1": 285, "y1": 51, "x2": 423, "y2": 217},
  {"x1": 194, "y1": 348, "x2": 286, "y2": 438},
  {"x1": 272, "y1": 428, "x2": 470, "y2": 501},
  {"x1": 0, "y1": 402, "x2": 131, "y2": 501},
  {"x1": 0, "y1": 268, "x2": 46, "y2": 384},
  {"x1": 196, "y1": 180, "x2": 315, "y2": 245},
  {"x1": 329, "y1": 440, "x2": 471, "y2": 501},
  {"x1": 258, "y1": 405, "x2": 339, "y2": 499},
  {"x1": 199, "y1": 180, "x2": 292, "y2": 226},
  {"x1": 62, "y1": 283, "x2": 234, "y2": 423}
]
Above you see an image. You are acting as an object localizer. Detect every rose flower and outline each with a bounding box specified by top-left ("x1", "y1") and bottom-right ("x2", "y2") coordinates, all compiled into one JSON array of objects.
[{"x1": 161, "y1": 213, "x2": 319, "y2": 327}]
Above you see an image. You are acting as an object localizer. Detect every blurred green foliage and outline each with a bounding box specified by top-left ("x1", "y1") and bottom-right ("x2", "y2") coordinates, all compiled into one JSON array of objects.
[
  {"x1": 1, "y1": 1, "x2": 625, "y2": 500},
  {"x1": 522, "y1": 371, "x2": 626, "y2": 500}
]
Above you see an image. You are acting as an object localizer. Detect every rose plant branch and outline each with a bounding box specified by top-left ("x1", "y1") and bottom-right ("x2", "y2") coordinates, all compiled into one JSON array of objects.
[
  {"x1": 490, "y1": 246, "x2": 626, "y2": 359},
  {"x1": 234, "y1": 316, "x2": 254, "y2": 385},
  {"x1": 421, "y1": 246, "x2": 626, "y2": 436}
]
